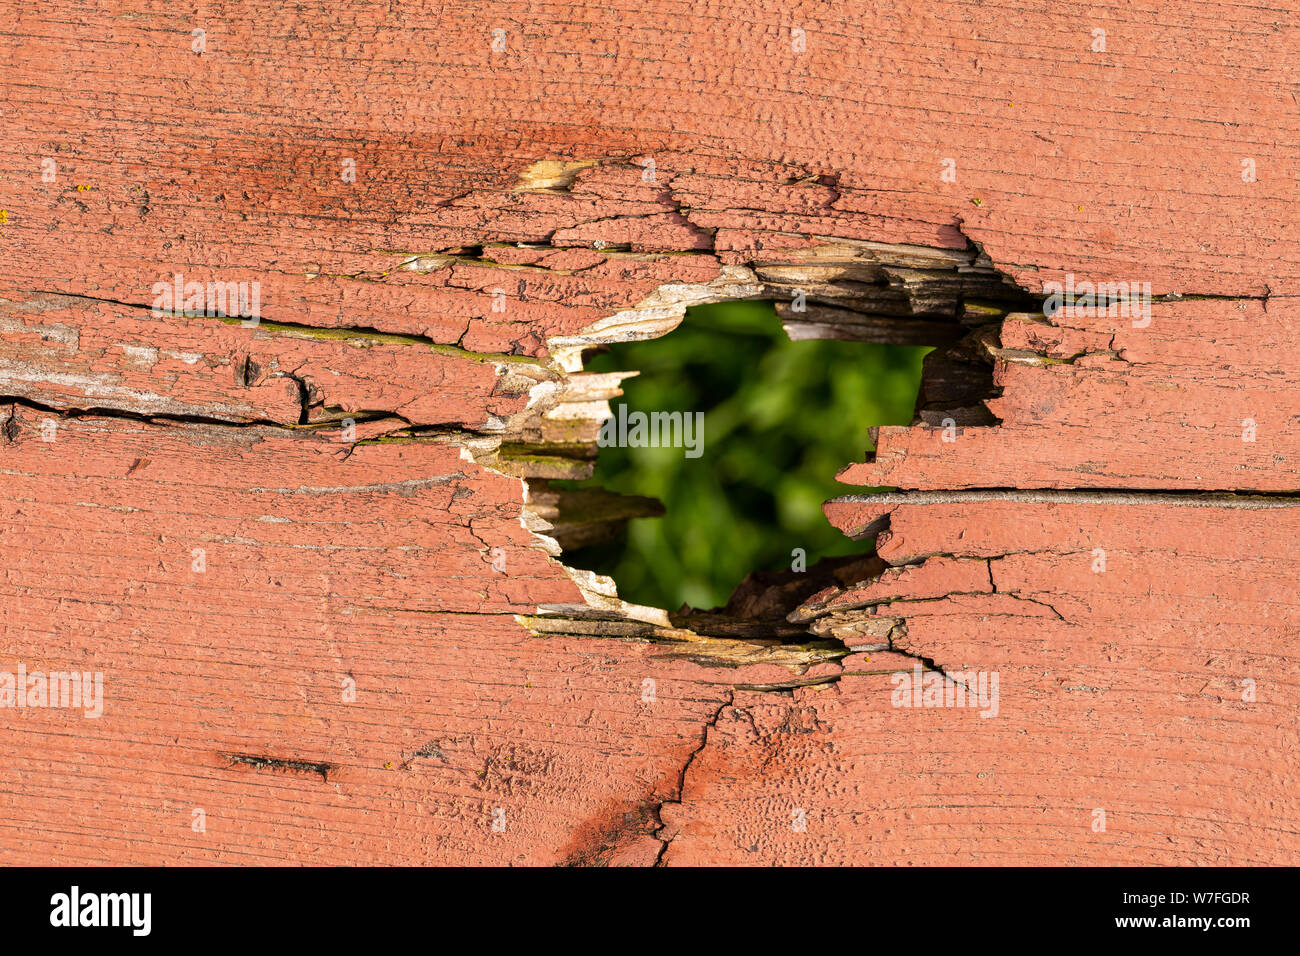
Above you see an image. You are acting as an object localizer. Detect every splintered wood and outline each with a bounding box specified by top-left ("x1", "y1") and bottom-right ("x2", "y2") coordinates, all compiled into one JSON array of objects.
[{"x1": 0, "y1": 1, "x2": 1296, "y2": 865}]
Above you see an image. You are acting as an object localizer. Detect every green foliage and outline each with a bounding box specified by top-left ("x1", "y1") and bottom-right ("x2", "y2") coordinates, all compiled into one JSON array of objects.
[{"x1": 558, "y1": 300, "x2": 929, "y2": 611}]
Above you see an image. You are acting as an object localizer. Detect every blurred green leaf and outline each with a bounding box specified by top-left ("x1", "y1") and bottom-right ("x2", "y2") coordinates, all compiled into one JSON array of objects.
[{"x1": 556, "y1": 300, "x2": 929, "y2": 610}]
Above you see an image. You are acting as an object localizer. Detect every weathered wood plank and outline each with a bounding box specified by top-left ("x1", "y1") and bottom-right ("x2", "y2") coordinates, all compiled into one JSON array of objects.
[
  {"x1": 1, "y1": 1, "x2": 1296, "y2": 866},
  {"x1": 662, "y1": 497, "x2": 1300, "y2": 864},
  {"x1": 845, "y1": 301, "x2": 1300, "y2": 491},
  {"x1": 0, "y1": 409, "x2": 750, "y2": 865}
]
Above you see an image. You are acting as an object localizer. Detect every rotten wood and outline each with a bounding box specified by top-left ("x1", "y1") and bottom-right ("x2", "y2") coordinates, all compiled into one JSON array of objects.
[{"x1": 1, "y1": 1, "x2": 1296, "y2": 866}]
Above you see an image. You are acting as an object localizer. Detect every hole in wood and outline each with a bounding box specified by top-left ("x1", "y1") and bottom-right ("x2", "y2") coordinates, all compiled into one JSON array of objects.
[
  {"x1": 518, "y1": 239, "x2": 1040, "y2": 648},
  {"x1": 551, "y1": 299, "x2": 929, "y2": 612}
]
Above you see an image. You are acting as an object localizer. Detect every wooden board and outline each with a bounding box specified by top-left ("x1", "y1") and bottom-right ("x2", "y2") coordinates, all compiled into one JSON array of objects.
[{"x1": 1, "y1": 1, "x2": 1296, "y2": 865}]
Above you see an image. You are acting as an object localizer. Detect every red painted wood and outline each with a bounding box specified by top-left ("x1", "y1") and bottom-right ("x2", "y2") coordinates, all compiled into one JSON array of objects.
[{"x1": 1, "y1": 1, "x2": 1295, "y2": 865}]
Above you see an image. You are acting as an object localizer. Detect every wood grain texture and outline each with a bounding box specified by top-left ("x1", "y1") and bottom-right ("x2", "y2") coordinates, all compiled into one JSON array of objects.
[
  {"x1": 844, "y1": 300, "x2": 1300, "y2": 491},
  {"x1": 1, "y1": 1, "x2": 1296, "y2": 865},
  {"x1": 664, "y1": 497, "x2": 1300, "y2": 864},
  {"x1": 0, "y1": 290, "x2": 537, "y2": 426},
  {"x1": 0, "y1": 409, "x2": 745, "y2": 865}
]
